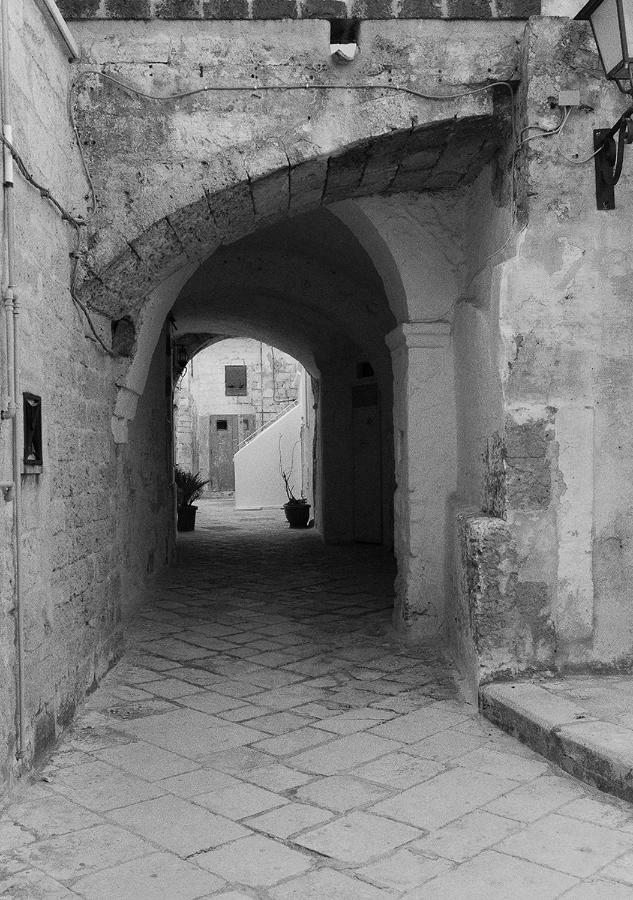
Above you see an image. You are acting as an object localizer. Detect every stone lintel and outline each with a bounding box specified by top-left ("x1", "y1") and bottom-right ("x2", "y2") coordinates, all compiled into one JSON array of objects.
[{"x1": 385, "y1": 321, "x2": 451, "y2": 353}]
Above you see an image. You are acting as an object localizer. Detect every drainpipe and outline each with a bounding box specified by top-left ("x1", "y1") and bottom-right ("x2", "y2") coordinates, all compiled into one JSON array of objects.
[
  {"x1": 1, "y1": 0, "x2": 26, "y2": 762},
  {"x1": 39, "y1": 0, "x2": 80, "y2": 61},
  {"x1": 259, "y1": 342, "x2": 265, "y2": 428}
]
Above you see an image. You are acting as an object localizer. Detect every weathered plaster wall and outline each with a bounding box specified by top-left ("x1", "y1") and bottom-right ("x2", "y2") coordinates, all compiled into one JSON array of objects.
[
  {"x1": 0, "y1": 0, "x2": 174, "y2": 792},
  {"x1": 450, "y1": 17, "x2": 633, "y2": 686},
  {"x1": 1, "y1": 0, "x2": 91, "y2": 787},
  {"x1": 185, "y1": 339, "x2": 299, "y2": 423},
  {"x1": 67, "y1": 14, "x2": 520, "y2": 304},
  {"x1": 453, "y1": 168, "x2": 509, "y2": 511},
  {"x1": 542, "y1": 1, "x2": 583, "y2": 14},
  {"x1": 120, "y1": 328, "x2": 174, "y2": 620},
  {"x1": 175, "y1": 365, "x2": 198, "y2": 473},
  {"x1": 500, "y1": 17, "x2": 633, "y2": 672},
  {"x1": 335, "y1": 190, "x2": 500, "y2": 637}
]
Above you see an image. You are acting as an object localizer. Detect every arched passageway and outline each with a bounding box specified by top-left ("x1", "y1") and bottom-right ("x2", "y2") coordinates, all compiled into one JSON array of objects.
[
  {"x1": 170, "y1": 209, "x2": 396, "y2": 547},
  {"x1": 99, "y1": 110, "x2": 513, "y2": 650},
  {"x1": 10, "y1": 0, "x2": 633, "y2": 800},
  {"x1": 76, "y1": 96, "x2": 515, "y2": 688}
]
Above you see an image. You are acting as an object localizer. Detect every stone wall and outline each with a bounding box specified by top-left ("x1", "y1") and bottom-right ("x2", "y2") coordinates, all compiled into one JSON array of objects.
[
  {"x1": 4, "y1": 1, "x2": 633, "y2": 787},
  {"x1": 0, "y1": 0, "x2": 174, "y2": 793},
  {"x1": 175, "y1": 367, "x2": 198, "y2": 474},
  {"x1": 185, "y1": 338, "x2": 299, "y2": 426},
  {"x1": 450, "y1": 17, "x2": 633, "y2": 686},
  {"x1": 57, "y1": 0, "x2": 539, "y2": 20},
  {"x1": 503, "y1": 17, "x2": 633, "y2": 673}
]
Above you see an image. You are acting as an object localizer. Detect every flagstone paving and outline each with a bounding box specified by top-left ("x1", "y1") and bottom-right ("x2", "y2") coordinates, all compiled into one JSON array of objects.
[{"x1": 2, "y1": 500, "x2": 633, "y2": 898}]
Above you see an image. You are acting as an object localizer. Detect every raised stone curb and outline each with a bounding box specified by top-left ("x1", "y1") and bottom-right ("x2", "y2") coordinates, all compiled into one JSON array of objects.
[{"x1": 480, "y1": 681, "x2": 633, "y2": 804}]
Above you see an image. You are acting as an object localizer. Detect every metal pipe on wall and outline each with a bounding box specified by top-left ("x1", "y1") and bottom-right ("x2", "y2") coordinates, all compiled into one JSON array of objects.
[
  {"x1": 1, "y1": 0, "x2": 26, "y2": 762},
  {"x1": 38, "y1": 0, "x2": 79, "y2": 61}
]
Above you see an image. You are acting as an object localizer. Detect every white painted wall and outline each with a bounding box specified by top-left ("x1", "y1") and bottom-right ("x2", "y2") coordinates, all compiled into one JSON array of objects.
[
  {"x1": 189, "y1": 339, "x2": 299, "y2": 422},
  {"x1": 234, "y1": 403, "x2": 305, "y2": 509}
]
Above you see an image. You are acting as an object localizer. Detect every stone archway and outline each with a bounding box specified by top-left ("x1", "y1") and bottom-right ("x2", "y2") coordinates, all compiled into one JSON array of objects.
[
  {"x1": 168, "y1": 209, "x2": 397, "y2": 548},
  {"x1": 74, "y1": 99, "x2": 516, "y2": 648}
]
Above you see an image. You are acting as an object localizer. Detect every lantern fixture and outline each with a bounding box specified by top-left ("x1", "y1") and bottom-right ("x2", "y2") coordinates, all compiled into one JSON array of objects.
[
  {"x1": 576, "y1": 0, "x2": 633, "y2": 209},
  {"x1": 576, "y1": 0, "x2": 633, "y2": 94},
  {"x1": 176, "y1": 345, "x2": 189, "y2": 371}
]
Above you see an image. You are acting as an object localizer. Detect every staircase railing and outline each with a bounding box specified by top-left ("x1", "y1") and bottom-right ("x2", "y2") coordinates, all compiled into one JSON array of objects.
[{"x1": 237, "y1": 401, "x2": 298, "y2": 450}]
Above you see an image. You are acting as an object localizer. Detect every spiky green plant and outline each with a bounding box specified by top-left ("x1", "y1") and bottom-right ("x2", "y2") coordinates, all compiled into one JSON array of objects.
[{"x1": 175, "y1": 466, "x2": 209, "y2": 510}]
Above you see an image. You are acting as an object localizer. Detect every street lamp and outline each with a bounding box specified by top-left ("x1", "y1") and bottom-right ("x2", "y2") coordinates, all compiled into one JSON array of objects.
[
  {"x1": 577, "y1": 0, "x2": 633, "y2": 94},
  {"x1": 576, "y1": 0, "x2": 633, "y2": 208}
]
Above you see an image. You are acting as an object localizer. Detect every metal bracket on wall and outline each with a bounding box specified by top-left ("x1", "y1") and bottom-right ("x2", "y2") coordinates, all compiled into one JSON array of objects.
[
  {"x1": 594, "y1": 128, "x2": 616, "y2": 210},
  {"x1": 593, "y1": 113, "x2": 633, "y2": 210}
]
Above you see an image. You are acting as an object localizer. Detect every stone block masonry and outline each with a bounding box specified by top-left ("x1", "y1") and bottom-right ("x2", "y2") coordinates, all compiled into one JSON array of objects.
[
  {"x1": 0, "y1": 0, "x2": 175, "y2": 793},
  {"x1": 58, "y1": 0, "x2": 540, "y2": 19},
  {"x1": 3, "y1": 508, "x2": 633, "y2": 898}
]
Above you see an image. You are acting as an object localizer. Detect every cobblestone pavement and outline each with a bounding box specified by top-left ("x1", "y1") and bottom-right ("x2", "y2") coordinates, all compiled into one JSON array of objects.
[{"x1": 2, "y1": 501, "x2": 633, "y2": 899}]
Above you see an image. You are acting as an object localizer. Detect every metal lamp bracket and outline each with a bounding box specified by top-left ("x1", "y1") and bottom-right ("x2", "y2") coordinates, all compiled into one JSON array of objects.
[{"x1": 594, "y1": 114, "x2": 633, "y2": 210}]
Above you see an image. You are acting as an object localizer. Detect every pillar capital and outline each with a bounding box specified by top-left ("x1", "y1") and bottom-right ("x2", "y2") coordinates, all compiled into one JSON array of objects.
[{"x1": 385, "y1": 322, "x2": 451, "y2": 353}]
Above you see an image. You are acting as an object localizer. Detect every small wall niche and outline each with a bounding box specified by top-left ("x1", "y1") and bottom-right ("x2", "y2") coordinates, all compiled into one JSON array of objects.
[
  {"x1": 23, "y1": 392, "x2": 43, "y2": 471},
  {"x1": 356, "y1": 361, "x2": 375, "y2": 379},
  {"x1": 330, "y1": 19, "x2": 360, "y2": 64},
  {"x1": 111, "y1": 317, "x2": 136, "y2": 357}
]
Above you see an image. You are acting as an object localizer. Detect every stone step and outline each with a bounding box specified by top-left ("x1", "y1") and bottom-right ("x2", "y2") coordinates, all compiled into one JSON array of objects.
[{"x1": 480, "y1": 680, "x2": 633, "y2": 803}]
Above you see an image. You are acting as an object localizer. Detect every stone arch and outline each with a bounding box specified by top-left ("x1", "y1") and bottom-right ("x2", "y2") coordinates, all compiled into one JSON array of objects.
[
  {"x1": 84, "y1": 107, "x2": 513, "y2": 638},
  {"x1": 167, "y1": 209, "x2": 398, "y2": 546},
  {"x1": 80, "y1": 112, "x2": 503, "y2": 314},
  {"x1": 82, "y1": 113, "x2": 505, "y2": 442}
]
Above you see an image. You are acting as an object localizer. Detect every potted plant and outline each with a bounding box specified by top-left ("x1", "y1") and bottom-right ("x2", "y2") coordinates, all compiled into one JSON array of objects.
[
  {"x1": 175, "y1": 466, "x2": 209, "y2": 532},
  {"x1": 279, "y1": 438, "x2": 310, "y2": 528}
]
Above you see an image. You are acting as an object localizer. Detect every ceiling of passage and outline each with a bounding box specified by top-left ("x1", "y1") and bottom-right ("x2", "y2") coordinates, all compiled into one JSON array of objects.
[{"x1": 171, "y1": 208, "x2": 397, "y2": 374}]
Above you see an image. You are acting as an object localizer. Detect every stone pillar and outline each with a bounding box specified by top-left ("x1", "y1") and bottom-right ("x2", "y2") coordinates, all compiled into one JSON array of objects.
[{"x1": 386, "y1": 323, "x2": 456, "y2": 639}]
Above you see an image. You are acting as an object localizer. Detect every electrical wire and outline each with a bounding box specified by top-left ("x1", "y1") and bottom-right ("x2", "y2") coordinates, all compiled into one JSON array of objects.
[
  {"x1": 67, "y1": 87, "x2": 97, "y2": 215},
  {"x1": 516, "y1": 107, "x2": 571, "y2": 149},
  {"x1": 73, "y1": 69, "x2": 515, "y2": 106},
  {"x1": 65, "y1": 70, "x2": 519, "y2": 334},
  {"x1": 557, "y1": 137, "x2": 604, "y2": 165},
  {"x1": 0, "y1": 71, "x2": 522, "y2": 351},
  {"x1": 0, "y1": 130, "x2": 114, "y2": 355},
  {"x1": 69, "y1": 231, "x2": 115, "y2": 357},
  {"x1": 70, "y1": 70, "x2": 518, "y2": 215},
  {"x1": 518, "y1": 102, "x2": 624, "y2": 167},
  {"x1": 416, "y1": 223, "x2": 527, "y2": 327},
  {"x1": 0, "y1": 133, "x2": 85, "y2": 227}
]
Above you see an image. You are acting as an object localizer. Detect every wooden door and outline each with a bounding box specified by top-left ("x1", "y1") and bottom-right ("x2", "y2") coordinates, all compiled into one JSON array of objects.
[
  {"x1": 209, "y1": 414, "x2": 256, "y2": 492},
  {"x1": 352, "y1": 384, "x2": 382, "y2": 544},
  {"x1": 209, "y1": 415, "x2": 238, "y2": 491}
]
